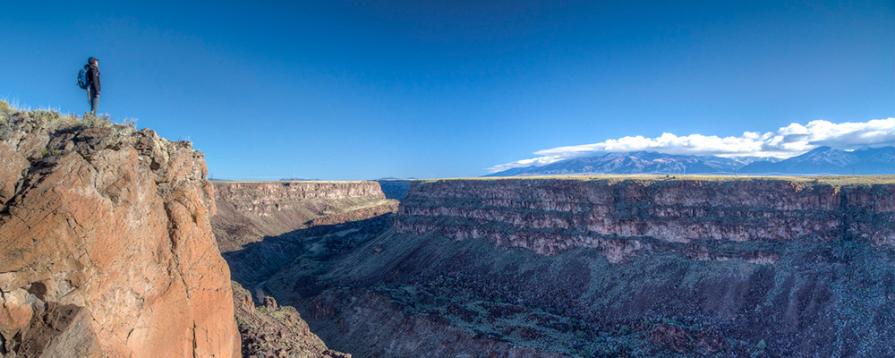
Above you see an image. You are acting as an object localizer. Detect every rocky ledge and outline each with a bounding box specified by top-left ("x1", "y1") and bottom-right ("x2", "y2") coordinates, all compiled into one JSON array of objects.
[
  {"x1": 232, "y1": 282, "x2": 349, "y2": 358},
  {"x1": 0, "y1": 107, "x2": 240, "y2": 357}
]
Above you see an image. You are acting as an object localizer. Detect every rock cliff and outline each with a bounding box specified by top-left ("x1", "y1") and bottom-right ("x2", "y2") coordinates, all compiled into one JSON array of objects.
[
  {"x1": 0, "y1": 107, "x2": 239, "y2": 357},
  {"x1": 396, "y1": 178, "x2": 895, "y2": 258},
  {"x1": 213, "y1": 181, "x2": 398, "y2": 252},
  {"x1": 230, "y1": 176, "x2": 895, "y2": 357}
]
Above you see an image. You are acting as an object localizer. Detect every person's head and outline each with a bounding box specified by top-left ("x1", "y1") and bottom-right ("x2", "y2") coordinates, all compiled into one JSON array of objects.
[{"x1": 87, "y1": 57, "x2": 98, "y2": 66}]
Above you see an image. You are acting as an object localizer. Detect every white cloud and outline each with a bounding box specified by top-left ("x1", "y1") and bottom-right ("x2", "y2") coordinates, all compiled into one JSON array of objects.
[{"x1": 489, "y1": 117, "x2": 895, "y2": 173}]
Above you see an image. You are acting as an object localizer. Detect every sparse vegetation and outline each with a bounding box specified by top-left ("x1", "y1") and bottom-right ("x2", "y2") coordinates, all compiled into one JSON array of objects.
[
  {"x1": 0, "y1": 101, "x2": 132, "y2": 134},
  {"x1": 81, "y1": 112, "x2": 113, "y2": 128}
]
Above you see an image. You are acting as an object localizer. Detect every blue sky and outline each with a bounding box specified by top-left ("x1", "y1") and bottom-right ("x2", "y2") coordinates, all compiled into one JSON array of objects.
[{"x1": 1, "y1": 1, "x2": 892, "y2": 179}]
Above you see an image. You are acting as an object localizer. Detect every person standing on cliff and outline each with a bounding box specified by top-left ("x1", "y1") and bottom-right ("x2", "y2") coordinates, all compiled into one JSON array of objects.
[{"x1": 82, "y1": 57, "x2": 101, "y2": 114}]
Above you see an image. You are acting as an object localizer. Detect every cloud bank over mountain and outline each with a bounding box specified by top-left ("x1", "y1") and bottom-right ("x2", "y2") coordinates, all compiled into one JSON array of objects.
[{"x1": 490, "y1": 117, "x2": 895, "y2": 173}]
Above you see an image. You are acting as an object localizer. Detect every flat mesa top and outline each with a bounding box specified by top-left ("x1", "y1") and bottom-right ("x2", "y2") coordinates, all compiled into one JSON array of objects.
[
  {"x1": 209, "y1": 175, "x2": 895, "y2": 186},
  {"x1": 210, "y1": 179, "x2": 374, "y2": 184},
  {"x1": 421, "y1": 175, "x2": 895, "y2": 186}
]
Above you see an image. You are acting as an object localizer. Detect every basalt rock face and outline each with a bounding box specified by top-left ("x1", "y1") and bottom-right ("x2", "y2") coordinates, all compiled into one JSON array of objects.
[
  {"x1": 213, "y1": 181, "x2": 398, "y2": 252},
  {"x1": 396, "y1": 179, "x2": 895, "y2": 258},
  {"x1": 0, "y1": 108, "x2": 239, "y2": 357},
  {"x1": 231, "y1": 282, "x2": 349, "y2": 358},
  {"x1": 242, "y1": 178, "x2": 895, "y2": 357}
]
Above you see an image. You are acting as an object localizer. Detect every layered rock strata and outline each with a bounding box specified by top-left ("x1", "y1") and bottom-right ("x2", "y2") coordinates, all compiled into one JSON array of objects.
[
  {"x1": 0, "y1": 108, "x2": 240, "y2": 357},
  {"x1": 241, "y1": 177, "x2": 895, "y2": 357},
  {"x1": 396, "y1": 178, "x2": 895, "y2": 259},
  {"x1": 213, "y1": 181, "x2": 398, "y2": 252}
]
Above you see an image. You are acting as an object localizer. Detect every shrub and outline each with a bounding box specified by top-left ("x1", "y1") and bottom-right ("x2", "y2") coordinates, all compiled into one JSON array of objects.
[{"x1": 82, "y1": 113, "x2": 113, "y2": 128}]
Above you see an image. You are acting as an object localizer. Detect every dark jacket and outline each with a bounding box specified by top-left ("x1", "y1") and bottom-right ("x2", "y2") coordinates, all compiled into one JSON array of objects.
[{"x1": 85, "y1": 64, "x2": 101, "y2": 95}]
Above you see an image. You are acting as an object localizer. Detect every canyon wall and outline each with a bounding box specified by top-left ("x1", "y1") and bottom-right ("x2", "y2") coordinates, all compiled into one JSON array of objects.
[
  {"x1": 0, "y1": 108, "x2": 239, "y2": 357},
  {"x1": 246, "y1": 177, "x2": 895, "y2": 357},
  {"x1": 213, "y1": 181, "x2": 398, "y2": 252},
  {"x1": 396, "y1": 178, "x2": 895, "y2": 259},
  {"x1": 213, "y1": 180, "x2": 396, "y2": 357}
]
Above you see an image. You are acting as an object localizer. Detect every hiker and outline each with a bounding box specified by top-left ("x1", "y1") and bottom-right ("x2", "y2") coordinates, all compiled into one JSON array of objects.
[{"x1": 78, "y1": 57, "x2": 101, "y2": 114}]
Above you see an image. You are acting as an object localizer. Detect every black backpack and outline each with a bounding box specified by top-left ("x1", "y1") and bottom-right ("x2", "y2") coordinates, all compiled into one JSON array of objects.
[{"x1": 77, "y1": 68, "x2": 88, "y2": 90}]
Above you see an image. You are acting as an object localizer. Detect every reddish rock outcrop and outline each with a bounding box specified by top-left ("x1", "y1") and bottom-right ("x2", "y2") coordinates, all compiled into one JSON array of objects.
[
  {"x1": 0, "y1": 108, "x2": 239, "y2": 357},
  {"x1": 213, "y1": 181, "x2": 398, "y2": 252}
]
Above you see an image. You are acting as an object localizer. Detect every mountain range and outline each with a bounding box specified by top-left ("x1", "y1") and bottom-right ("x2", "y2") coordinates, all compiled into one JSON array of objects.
[{"x1": 489, "y1": 146, "x2": 895, "y2": 176}]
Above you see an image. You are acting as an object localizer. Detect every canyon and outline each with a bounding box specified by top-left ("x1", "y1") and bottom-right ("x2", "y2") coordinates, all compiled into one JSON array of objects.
[
  {"x1": 4, "y1": 102, "x2": 895, "y2": 357},
  {"x1": 220, "y1": 176, "x2": 895, "y2": 357}
]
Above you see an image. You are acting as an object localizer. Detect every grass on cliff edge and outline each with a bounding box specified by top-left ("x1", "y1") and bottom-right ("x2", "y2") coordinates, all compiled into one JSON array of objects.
[
  {"x1": 0, "y1": 99, "x2": 135, "y2": 132},
  {"x1": 420, "y1": 174, "x2": 895, "y2": 186}
]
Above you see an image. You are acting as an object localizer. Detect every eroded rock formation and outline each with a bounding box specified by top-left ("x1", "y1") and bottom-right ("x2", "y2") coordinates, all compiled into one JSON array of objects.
[
  {"x1": 213, "y1": 181, "x2": 398, "y2": 252},
  {"x1": 396, "y1": 178, "x2": 895, "y2": 258},
  {"x1": 0, "y1": 108, "x2": 239, "y2": 357}
]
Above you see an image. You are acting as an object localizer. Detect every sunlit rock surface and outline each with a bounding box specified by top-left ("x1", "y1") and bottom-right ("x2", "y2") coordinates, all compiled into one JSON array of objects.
[{"x1": 0, "y1": 107, "x2": 240, "y2": 357}]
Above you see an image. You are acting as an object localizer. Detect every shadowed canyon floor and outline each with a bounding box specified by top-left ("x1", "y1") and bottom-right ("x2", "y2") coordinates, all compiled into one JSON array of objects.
[{"x1": 217, "y1": 176, "x2": 895, "y2": 357}]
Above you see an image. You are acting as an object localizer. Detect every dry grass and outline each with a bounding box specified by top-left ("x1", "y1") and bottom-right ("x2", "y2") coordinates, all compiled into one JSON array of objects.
[{"x1": 0, "y1": 99, "x2": 125, "y2": 133}]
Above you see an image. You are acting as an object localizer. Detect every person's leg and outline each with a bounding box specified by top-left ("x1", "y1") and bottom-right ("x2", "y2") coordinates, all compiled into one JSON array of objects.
[
  {"x1": 89, "y1": 90, "x2": 99, "y2": 115},
  {"x1": 86, "y1": 88, "x2": 93, "y2": 114}
]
